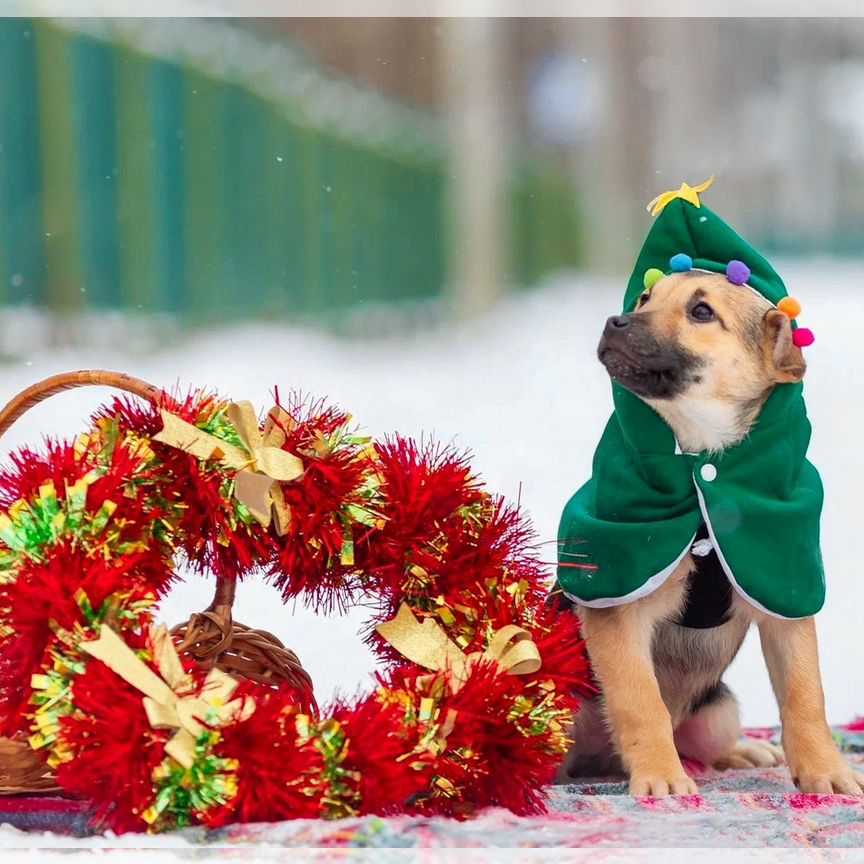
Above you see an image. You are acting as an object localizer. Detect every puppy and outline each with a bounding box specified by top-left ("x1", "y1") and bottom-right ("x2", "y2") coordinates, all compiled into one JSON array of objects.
[{"x1": 557, "y1": 270, "x2": 864, "y2": 797}]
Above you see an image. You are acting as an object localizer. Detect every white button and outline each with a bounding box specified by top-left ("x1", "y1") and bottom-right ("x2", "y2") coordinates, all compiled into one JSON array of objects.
[{"x1": 700, "y1": 463, "x2": 718, "y2": 482}]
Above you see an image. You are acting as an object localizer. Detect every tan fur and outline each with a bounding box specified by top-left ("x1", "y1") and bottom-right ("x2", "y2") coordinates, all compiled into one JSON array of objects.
[
  {"x1": 636, "y1": 272, "x2": 804, "y2": 452},
  {"x1": 759, "y1": 617, "x2": 864, "y2": 794},
  {"x1": 564, "y1": 272, "x2": 864, "y2": 797},
  {"x1": 576, "y1": 563, "x2": 698, "y2": 796},
  {"x1": 573, "y1": 556, "x2": 755, "y2": 795}
]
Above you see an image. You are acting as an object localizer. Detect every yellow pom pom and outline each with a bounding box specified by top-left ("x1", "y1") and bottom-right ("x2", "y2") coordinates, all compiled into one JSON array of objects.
[
  {"x1": 778, "y1": 297, "x2": 801, "y2": 319},
  {"x1": 643, "y1": 268, "x2": 665, "y2": 291}
]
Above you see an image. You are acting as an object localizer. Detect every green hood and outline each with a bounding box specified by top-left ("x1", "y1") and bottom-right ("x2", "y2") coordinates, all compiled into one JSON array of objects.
[{"x1": 557, "y1": 188, "x2": 824, "y2": 620}]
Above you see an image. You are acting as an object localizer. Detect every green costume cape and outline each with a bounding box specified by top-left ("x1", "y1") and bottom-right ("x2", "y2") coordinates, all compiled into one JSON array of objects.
[{"x1": 557, "y1": 188, "x2": 824, "y2": 620}]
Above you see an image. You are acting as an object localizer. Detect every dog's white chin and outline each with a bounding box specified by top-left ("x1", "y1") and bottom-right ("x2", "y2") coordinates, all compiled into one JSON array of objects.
[{"x1": 643, "y1": 393, "x2": 752, "y2": 454}]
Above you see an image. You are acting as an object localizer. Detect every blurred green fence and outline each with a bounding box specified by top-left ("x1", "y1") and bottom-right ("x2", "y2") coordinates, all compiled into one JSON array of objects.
[{"x1": 0, "y1": 18, "x2": 580, "y2": 322}]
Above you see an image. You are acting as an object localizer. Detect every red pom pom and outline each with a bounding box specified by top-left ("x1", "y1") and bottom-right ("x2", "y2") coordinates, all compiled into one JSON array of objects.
[
  {"x1": 792, "y1": 327, "x2": 815, "y2": 348},
  {"x1": 362, "y1": 437, "x2": 548, "y2": 653},
  {"x1": 0, "y1": 441, "x2": 79, "y2": 511},
  {"x1": 202, "y1": 685, "x2": 325, "y2": 828},
  {"x1": 267, "y1": 394, "x2": 378, "y2": 609},
  {"x1": 417, "y1": 661, "x2": 563, "y2": 817},
  {"x1": 55, "y1": 631, "x2": 169, "y2": 833},
  {"x1": 528, "y1": 605, "x2": 596, "y2": 699},
  {"x1": 332, "y1": 687, "x2": 432, "y2": 816},
  {"x1": 0, "y1": 543, "x2": 169, "y2": 736},
  {"x1": 99, "y1": 393, "x2": 279, "y2": 582}
]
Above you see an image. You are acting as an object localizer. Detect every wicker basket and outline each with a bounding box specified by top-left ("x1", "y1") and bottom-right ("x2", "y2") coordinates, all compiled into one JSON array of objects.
[{"x1": 0, "y1": 370, "x2": 315, "y2": 796}]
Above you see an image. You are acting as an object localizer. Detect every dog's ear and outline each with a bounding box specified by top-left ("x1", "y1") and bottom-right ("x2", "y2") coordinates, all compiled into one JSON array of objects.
[{"x1": 762, "y1": 308, "x2": 806, "y2": 383}]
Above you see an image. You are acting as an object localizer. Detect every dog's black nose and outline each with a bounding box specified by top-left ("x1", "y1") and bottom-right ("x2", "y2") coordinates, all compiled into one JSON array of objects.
[{"x1": 605, "y1": 314, "x2": 631, "y2": 332}]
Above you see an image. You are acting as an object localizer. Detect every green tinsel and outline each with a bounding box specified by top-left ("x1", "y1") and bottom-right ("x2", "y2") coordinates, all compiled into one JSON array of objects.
[{"x1": 143, "y1": 728, "x2": 240, "y2": 830}]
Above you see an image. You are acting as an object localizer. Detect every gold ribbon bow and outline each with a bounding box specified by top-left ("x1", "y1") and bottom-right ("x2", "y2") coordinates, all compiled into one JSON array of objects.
[
  {"x1": 80, "y1": 624, "x2": 253, "y2": 769},
  {"x1": 153, "y1": 401, "x2": 304, "y2": 534},
  {"x1": 375, "y1": 603, "x2": 541, "y2": 692},
  {"x1": 647, "y1": 175, "x2": 715, "y2": 217}
]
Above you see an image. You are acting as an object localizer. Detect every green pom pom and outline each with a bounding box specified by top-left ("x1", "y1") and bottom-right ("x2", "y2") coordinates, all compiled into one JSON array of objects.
[{"x1": 643, "y1": 268, "x2": 664, "y2": 290}]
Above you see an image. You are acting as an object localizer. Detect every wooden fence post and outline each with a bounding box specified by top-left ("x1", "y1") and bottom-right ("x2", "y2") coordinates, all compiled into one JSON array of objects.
[{"x1": 440, "y1": 17, "x2": 508, "y2": 317}]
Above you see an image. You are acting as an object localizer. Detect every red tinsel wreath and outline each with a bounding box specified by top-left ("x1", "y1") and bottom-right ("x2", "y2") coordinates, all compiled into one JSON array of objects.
[{"x1": 0, "y1": 371, "x2": 593, "y2": 833}]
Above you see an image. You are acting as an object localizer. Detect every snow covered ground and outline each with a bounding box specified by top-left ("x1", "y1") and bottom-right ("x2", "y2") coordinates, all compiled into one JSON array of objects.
[{"x1": 0, "y1": 261, "x2": 861, "y2": 729}]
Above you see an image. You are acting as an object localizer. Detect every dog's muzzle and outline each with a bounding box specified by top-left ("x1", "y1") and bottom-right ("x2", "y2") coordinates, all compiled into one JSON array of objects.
[{"x1": 597, "y1": 313, "x2": 701, "y2": 399}]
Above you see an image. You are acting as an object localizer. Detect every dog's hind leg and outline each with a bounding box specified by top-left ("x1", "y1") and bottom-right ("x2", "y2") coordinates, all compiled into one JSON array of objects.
[
  {"x1": 713, "y1": 740, "x2": 785, "y2": 770},
  {"x1": 554, "y1": 697, "x2": 623, "y2": 782},
  {"x1": 674, "y1": 682, "x2": 784, "y2": 770}
]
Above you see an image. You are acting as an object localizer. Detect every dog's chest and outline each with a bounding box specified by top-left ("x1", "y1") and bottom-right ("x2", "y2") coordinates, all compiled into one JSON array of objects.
[{"x1": 674, "y1": 522, "x2": 733, "y2": 630}]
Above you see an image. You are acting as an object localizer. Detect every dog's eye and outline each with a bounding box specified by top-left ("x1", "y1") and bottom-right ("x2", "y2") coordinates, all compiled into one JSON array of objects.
[
  {"x1": 638, "y1": 291, "x2": 651, "y2": 308},
  {"x1": 690, "y1": 302, "x2": 715, "y2": 323}
]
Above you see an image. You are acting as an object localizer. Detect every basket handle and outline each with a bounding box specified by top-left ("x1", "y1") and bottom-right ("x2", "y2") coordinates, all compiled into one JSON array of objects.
[{"x1": 0, "y1": 370, "x2": 173, "y2": 440}]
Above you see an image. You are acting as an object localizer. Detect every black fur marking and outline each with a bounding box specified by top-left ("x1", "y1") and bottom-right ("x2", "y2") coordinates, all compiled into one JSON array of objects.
[
  {"x1": 689, "y1": 680, "x2": 732, "y2": 715},
  {"x1": 675, "y1": 522, "x2": 733, "y2": 630},
  {"x1": 597, "y1": 312, "x2": 704, "y2": 400}
]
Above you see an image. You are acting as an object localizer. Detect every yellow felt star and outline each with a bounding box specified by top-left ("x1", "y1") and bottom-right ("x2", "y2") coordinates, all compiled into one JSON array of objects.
[{"x1": 646, "y1": 176, "x2": 715, "y2": 217}]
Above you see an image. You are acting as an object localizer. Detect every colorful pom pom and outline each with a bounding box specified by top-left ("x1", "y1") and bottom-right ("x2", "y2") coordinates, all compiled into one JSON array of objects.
[
  {"x1": 778, "y1": 297, "x2": 801, "y2": 319},
  {"x1": 643, "y1": 268, "x2": 664, "y2": 291},
  {"x1": 791, "y1": 327, "x2": 814, "y2": 348},
  {"x1": 725, "y1": 260, "x2": 751, "y2": 285},
  {"x1": 669, "y1": 253, "x2": 692, "y2": 272}
]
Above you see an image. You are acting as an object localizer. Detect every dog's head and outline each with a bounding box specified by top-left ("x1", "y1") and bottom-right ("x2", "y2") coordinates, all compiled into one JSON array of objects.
[{"x1": 598, "y1": 271, "x2": 805, "y2": 451}]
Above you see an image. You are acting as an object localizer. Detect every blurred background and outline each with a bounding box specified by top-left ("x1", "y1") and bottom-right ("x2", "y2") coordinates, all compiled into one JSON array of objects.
[
  {"x1": 0, "y1": 16, "x2": 862, "y2": 726},
  {"x1": 2, "y1": 17, "x2": 864, "y2": 329}
]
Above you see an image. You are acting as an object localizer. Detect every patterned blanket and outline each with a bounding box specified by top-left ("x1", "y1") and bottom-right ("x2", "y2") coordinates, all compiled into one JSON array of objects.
[{"x1": 2, "y1": 723, "x2": 863, "y2": 847}]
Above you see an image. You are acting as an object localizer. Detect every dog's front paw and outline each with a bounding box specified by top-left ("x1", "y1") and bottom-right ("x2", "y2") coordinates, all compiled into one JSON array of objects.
[
  {"x1": 629, "y1": 769, "x2": 698, "y2": 797},
  {"x1": 792, "y1": 762, "x2": 864, "y2": 796}
]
